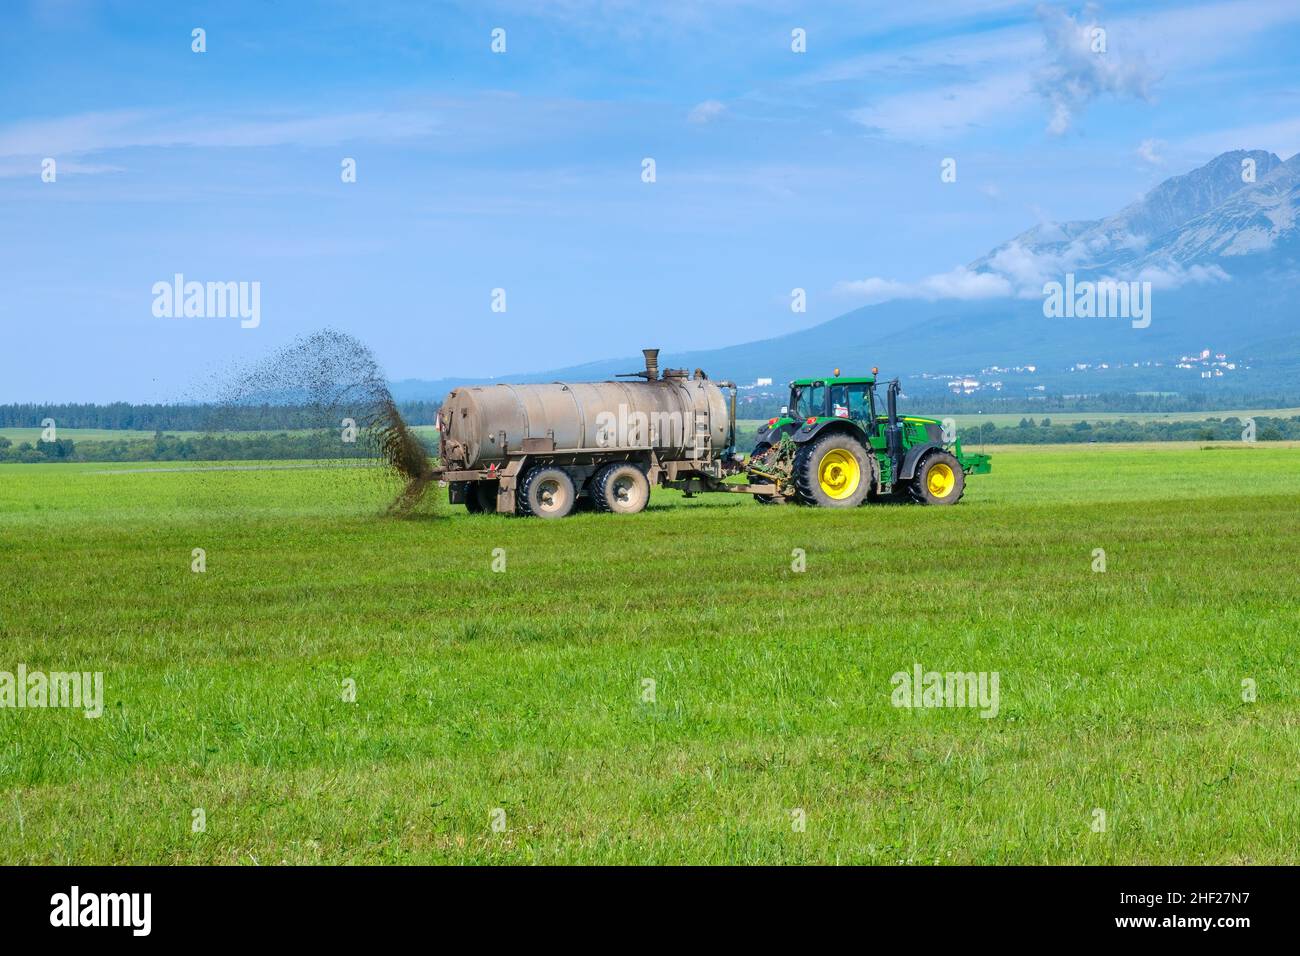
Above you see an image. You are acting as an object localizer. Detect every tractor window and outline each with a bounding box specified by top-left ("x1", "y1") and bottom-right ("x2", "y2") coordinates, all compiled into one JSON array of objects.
[
  {"x1": 828, "y1": 384, "x2": 851, "y2": 419},
  {"x1": 847, "y1": 384, "x2": 872, "y2": 421},
  {"x1": 827, "y1": 383, "x2": 870, "y2": 421},
  {"x1": 792, "y1": 384, "x2": 826, "y2": 419}
]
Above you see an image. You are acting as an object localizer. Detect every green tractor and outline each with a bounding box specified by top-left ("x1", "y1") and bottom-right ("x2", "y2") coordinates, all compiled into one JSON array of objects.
[{"x1": 746, "y1": 369, "x2": 991, "y2": 507}]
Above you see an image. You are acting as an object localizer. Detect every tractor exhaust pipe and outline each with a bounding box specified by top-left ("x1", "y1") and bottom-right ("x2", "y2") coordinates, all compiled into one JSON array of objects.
[{"x1": 886, "y1": 379, "x2": 904, "y2": 475}]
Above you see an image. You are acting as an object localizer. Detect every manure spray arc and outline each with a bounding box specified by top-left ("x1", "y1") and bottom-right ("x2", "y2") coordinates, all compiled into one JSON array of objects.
[{"x1": 205, "y1": 329, "x2": 437, "y2": 514}]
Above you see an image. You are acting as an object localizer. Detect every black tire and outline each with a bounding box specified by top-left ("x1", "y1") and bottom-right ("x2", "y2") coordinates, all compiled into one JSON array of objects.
[
  {"x1": 463, "y1": 488, "x2": 484, "y2": 513},
  {"x1": 474, "y1": 480, "x2": 499, "y2": 513},
  {"x1": 451, "y1": 481, "x2": 479, "y2": 513},
  {"x1": 461, "y1": 481, "x2": 499, "y2": 513},
  {"x1": 908, "y1": 450, "x2": 966, "y2": 505},
  {"x1": 518, "y1": 466, "x2": 577, "y2": 519},
  {"x1": 592, "y1": 462, "x2": 650, "y2": 514},
  {"x1": 747, "y1": 442, "x2": 785, "y2": 504},
  {"x1": 794, "y1": 432, "x2": 872, "y2": 508}
]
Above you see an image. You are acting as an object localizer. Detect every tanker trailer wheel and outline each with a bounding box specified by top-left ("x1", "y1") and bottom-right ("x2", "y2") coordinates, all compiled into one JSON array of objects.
[
  {"x1": 451, "y1": 481, "x2": 480, "y2": 513},
  {"x1": 793, "y1": 433, "x2": 871, "y2": 508},
  {"x1": 593, "y1": 463, "x2": 650, "y2": 515},
  {"x1": 908, "y1": 450, "x2": 965, "y2": 506},
  {"x1": 518, "y1": 466, "x2": 577, "y2": 519}
]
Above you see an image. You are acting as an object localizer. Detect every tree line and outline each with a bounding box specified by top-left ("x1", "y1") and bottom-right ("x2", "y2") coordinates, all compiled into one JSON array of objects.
[
  {"x1": 0, "y1": 401, "x2": 441, "y2": 430},
  {"x1": 957, "y1": 416, "x2": 1300, "y2": 445},
  {"x1": 0, "y1": 432, "x2": 435, "y2": 464}
]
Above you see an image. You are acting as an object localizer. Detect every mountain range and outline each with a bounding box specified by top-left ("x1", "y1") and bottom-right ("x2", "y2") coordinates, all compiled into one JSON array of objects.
[{"x1": 392, "y1": 149, "x2": 1300, "y2": 400}]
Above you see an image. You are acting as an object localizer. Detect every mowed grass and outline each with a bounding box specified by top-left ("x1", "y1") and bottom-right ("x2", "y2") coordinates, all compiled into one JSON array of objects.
[{"x1": 0, "y1": 445, "x2": 1297, "y2": 864}]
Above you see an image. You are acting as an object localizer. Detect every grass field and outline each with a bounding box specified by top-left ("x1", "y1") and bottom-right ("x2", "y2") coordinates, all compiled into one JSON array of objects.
[{"x1": 1, "y1": 444, "x2": 1297, "y2": 864}]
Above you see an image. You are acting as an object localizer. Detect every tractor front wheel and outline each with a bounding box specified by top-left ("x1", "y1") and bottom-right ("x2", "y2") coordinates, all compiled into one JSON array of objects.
[
  {"x1": 794, "y1": 433, "x2": 871, "y2": 508},
  {"x1": 909, "y1": 450, "x2": 965, "y2": 505}
]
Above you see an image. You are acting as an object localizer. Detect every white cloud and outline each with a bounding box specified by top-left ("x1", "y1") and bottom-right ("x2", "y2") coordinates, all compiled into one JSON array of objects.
[
  {"x1": 687, "y1": 100, "x2": 726, "y2": 125},
  {"x1": 0, "y1": 159, "x2": 124, "y2": 179},
  {"x1": 1131, "y1": 261, "x2": 1229, "y2": 289},
  {"x1": 1137, "y1": 138, "x2": 1165, "y2": 165},
  {"x1": 987, "y1": 241, "x2": 1064, "y2": 290},
  {"x1": 834, "y1": 266, "x2": 1012, "y2": 304},
  {"x1": 837, "y1": 0, "x2": 1300, "y2": 143},
  {"x1": 975, "y1": 237, "x2": 1230, "y2": 301},
  {"x1": 0, "y1": 108, "x2": 438, "y2": 158},
  {"x1": 849, "y1": 72, "x2": 1031, "y2": 141},
  {"x1": 801, "y1": 22, "x2": 1041, "y2": 86},
  {"x1": 1036, "y1": 5, "x2": 1156, "y2": 135}
]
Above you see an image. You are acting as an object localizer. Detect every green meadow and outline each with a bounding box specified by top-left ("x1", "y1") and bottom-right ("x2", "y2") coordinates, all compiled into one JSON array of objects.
[{"x1": 0, "y1": 443, "x2": 1297, "y2": 863}]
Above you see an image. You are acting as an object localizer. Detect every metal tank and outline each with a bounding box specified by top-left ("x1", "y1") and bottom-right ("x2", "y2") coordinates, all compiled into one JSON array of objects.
[{"x1": 439, "y1": 350, "x2": 732, "y2": 470}]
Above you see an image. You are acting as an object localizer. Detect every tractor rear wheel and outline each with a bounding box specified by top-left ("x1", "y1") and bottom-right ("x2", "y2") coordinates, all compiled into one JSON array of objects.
[
  {"x1": 518, "y1": 467, "x2": 577, "y2": 518},
  {"x1": 794, "y1": 433, "x2": 871, "y2": 508},
  {"x1": 593, "y1": 462, "x2": 650, "y2": 514},
  {"x1": 908, "y1": 450, "x2": 965, "y2": 505}
]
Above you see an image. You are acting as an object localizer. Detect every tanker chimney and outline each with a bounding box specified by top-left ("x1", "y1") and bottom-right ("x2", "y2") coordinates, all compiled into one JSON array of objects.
[{"x1": 617, "y1": 347, "x2": 661, "y2": 382}]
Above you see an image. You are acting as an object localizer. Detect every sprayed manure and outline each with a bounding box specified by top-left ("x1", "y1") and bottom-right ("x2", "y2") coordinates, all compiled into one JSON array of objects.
[{"x1": 203, "y1": 329, "x2": 439, "y2": 516}]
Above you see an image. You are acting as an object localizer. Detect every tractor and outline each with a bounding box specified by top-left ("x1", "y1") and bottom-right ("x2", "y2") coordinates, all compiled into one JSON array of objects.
[{"x1": 745, "y1": 368, "x2": 990, "y2": 506}]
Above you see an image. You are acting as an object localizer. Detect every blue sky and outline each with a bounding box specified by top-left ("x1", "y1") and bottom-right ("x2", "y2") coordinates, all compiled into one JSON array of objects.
[{"x1": 3, "y1": 0, "x2": 1299, "y2": 401}]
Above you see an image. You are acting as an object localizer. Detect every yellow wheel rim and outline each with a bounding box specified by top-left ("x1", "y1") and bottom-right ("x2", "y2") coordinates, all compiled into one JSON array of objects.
[
  {"x1": 926, "y1": 461, "x2": 955, "y2": 498},
  {"x1": 817, "y1": 448, "x2": 860, "y2": 499}
]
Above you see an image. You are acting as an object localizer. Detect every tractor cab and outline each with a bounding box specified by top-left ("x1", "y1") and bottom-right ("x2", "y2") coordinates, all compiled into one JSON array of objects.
[{"x1": 787, "y1": 375, "x2": 877, "y2": 425}]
